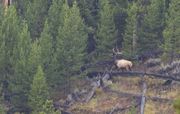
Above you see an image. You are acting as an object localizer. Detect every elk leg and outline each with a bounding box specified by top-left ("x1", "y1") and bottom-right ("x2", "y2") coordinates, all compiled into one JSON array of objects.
[{"x1": 129, "y1": 66, "x2": 132, "y2": 71}]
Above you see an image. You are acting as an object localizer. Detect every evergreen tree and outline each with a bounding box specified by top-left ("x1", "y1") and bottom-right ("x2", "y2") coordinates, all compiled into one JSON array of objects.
[
  {"x1": 96, "y1": 0, "x2": 117, "y2": 60},
  {"x1": 27, "y1": 40, "x2": 42, "y2": 77},
  {"x1": 25, "y1": 0, "x2": 49, "y2": 39},
  {"x1": 9, "y1": 22, "x2": 31, "y2": 107},
  {"x1": 57, "y1": 1, "x2": 87, "y2": 77},
  {"x1": 139, "y1": 0, "x2": 165, "y2": 54},
  {"x1": 122, "y1": 2, "x2": 138, "y2": 57},
  {"x1": 39, "y1": 100, "x2": 59, "y2": 114},
  {"x1": 77, "y1": 0, "x2": 98, "y2": 27},
  {"x1": 47, "y1": 0, "x2": 63, "y2": 50},
  {"x1": 14, "y1": 0, "x2": 29, "y2": 17},
  {"x1": 162, "y1": 0, "x2": 180, "y2": 63},
  {"x1": 28, "y1": 66, "x2": 49, "y2": 113},
  {"x1": 39, "y1": 20, "x2": 57, "y2": 87},
  {"x1": 113, "y1": 0, "x2": 128, "y2": 48},
  {"x1": 0, "y1": 6, "x2": 20, "y2": 74},
  {"x1": 39, "y1": 21, "x2": 53, "y2": 70},
  {"x1": 0, "y1": 6, "x2": 20, "y2": 102}
]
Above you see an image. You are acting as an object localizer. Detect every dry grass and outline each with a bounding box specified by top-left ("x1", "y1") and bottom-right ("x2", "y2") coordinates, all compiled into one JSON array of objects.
[{"x1": 63, "y1": 76, "x2": 179, "y2": 114}]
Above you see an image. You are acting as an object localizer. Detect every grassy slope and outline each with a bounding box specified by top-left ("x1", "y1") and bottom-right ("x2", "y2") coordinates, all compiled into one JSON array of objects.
[{"x1": 69, "y1": 76, "x2": 180, "y2": 114}]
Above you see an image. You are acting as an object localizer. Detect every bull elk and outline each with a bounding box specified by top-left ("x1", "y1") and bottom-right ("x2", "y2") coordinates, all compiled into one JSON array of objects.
[{"x1": 112, "y1": 47, "x2": 133, "y2": 71}]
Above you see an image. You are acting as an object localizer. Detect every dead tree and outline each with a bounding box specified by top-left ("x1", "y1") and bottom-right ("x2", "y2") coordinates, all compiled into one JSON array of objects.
[{"x1": 140, "y1": 79, "x2": 147, "y2": 114}]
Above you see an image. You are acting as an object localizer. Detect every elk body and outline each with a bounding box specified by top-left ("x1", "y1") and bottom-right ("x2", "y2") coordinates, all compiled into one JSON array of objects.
[
  {"x1": 112, "y1": 47, "x2": 133, "y2": 71},
  {"x1": 115, "y1": 59, "x2": 133, "y2": 71}
]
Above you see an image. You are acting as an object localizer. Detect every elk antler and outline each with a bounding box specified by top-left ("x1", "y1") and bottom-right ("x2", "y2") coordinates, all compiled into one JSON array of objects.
[{"x1": 112, "y1": 47, "x2": 122, "y2": 55}]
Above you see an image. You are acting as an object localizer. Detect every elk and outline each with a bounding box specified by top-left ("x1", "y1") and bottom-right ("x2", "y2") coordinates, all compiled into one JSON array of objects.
[{"x1": 112, "y1": 48, "x2": 133, "y2": 71}]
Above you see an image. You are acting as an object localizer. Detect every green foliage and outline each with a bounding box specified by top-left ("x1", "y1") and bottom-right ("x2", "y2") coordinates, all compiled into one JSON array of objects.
[
  {"x1": 28, "y1": 40, "x2": 42, "y2": 76},
  {"x1": 39, "y1": 100, "x2": 60, "y2": 114},
  {"x1": 162, "y1": 0, "x2": 180, "y2": 63},
  {"x1": 0, "y1": 6, "x2": 20, "y2": 74},
  {"x1": 113, "y1": 0, "x2": 128, "y2": 48},
  {"x1": 9, "y1": 22, "x2": 31, "y2": 107},
  {"x1": 122, "y1": 2, "x2": 138, "y2": 57},
  {"x1": 25, "y1": 0, "x2": 49, "y2": 38},
  {"x1": 57, "y1": 1, "x2": 87, "y2": 76},
  {"x1": 139, "y1": 0, "x2": 165, "y2": 53},
  {"x1": 39, "y1": 21, "x2": 53, "y2": 69},
  {"x1": 47, "y1": 0, "x2": 63, "y2": 49},
  {"x1": 77, "y1": 0, "x2": 98, "y2": 27},
  {"x1": 174, "y1": 98, "x2": 180, "y2": 114},
  {"x1": 0, "y1": 7, "x2": 22, "y2": 107},
  {"x1": 28, "y1": 66, "x2": 49, "y2": 113},
  {"x1": 96, "y1": 0, "x2": 117, "y2": 60},
  {"x1": 39, "y1": 20, "x2": 58, "y2": 87},
  {"x1": 128, "y1": 105, "x2": 136, "y2": 114},
  {"x1": 14, "y1": 0, "x2": 29, "y2": 17},
  {"x1": 0, "y1": 0, "x2": 179, "y2": 113}
]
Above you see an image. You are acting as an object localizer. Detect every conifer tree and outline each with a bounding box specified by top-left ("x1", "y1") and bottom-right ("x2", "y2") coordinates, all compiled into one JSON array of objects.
[
  {"x1": 26, "y1": 0, "x2": 49, "y2": 39},
  {"x1": 96, "y1": 0, "x2": 117, "y2": 60},
  {"x1": 28, "y1": 66, "x2": 49, "y2": 113},
  {"x1": 47, "y1": 0, "x2": 63, "y2": 50},
  {"x1": 39, "y1": 21, "x2": 53, "y2": 70},
  {"x1": 0, "y1": 6, "x2": 20, "y2": 101},
  {"x1": 77, "y1": 0, "x2": 98, "y2": 27},
  {"x1": 9, "y1": 22, "x2": 31, "y2": 107},
  {"x1": 0, "y1": 6, "x2": 20, "y2": 72},
  {"x1": 162, "y1": 0, "x2": 180, "y2": 62},
  {"x1": 139, "y1": 0, "x2": 165, "y2": 54},
  {"x1": 122, "y1": 2, "x2": 138, "y2": 57},
  {"x1": 27, "y1": 40, "x2": 42, "y2": 76},
  {"x1": 57, "y1": 1, "x2": 87, "y2": 76},
  {"x1": 39, "y1": 20, "x2": 57, "y2": 87}
]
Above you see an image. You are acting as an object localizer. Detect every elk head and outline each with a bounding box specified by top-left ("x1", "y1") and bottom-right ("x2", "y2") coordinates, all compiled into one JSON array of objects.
[
  {"x1": 112, "y1": 47, "x2": 123, "y2": 61},
  {"x1": 112, "y1": 47, "x2": 133, "y2": 71}
]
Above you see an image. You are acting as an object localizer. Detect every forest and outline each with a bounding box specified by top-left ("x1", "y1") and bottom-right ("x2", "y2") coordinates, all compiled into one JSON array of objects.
[{"x1": 0, "y1": 0, "x2": 179, "y2": 114}]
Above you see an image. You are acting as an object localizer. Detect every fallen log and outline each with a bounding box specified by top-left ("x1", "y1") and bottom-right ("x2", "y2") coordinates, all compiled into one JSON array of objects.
[{"x1": 87, "y1": 71, "x2": 180, "y2": 82}]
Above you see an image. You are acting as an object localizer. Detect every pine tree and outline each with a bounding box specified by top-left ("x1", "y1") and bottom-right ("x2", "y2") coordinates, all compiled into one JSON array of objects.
[
  {"x1": 39, "y1": 21, "x2": 53, "y2": 70},
  {"x1": 27, "y1": 40, "x2": 42, "y2": 76},
  {"x1": 25, "y1": 0, "x2": 49, "y2": 39},
  {"x1": 9, "y1": 22, "x2": 31, "y2": 107},
  {"x1": 122, "y1": 2, "x2": 138, "y2": 57},
  {"x1": 139, "y1": 0, "x2": 165, "y2": 54},
  {"x1": 14, "y1": 0, "x2": 29, "y2": 17},
  {"x1": 96, "y1": 0, "x2": 117, "y2": 60},
  {"x1": 57, "y1": 1, "x2": 87, "y2": 76},
  {"x1": 77, "y1": 0, "x2": 98, "y2": 27},
  {"x1": 0, "y1": 6, "x2": 20, "y2": 74},
  {"x1": 113, "y1": 0, "x2": 128, "y2": 48},
  {"x1": 39, "y1": 20, "x2": 57, "y2": 87},
  {"x1": 162, "y1": 0, "x2": 180, "y2": 63},
  {"x1": 28, "y1": 66, "x2": 49, "y2": 113},
  {"x1": 47, "y1": 0, "x2": 63, "y2": 50},
  {"x1": 0, "y1": 6, "x2": 21, "y2": 102}
]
